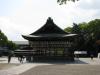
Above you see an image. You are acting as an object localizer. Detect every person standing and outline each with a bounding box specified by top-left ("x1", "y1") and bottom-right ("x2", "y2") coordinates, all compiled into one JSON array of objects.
[
  {"x1": 18, "y1": 55, "x2": 24, "y2": 63},
  {"x1": 98, "y1": 53, "x2": 100, "y2": 59},
  {"x1": 90, "y1": 54, "x2": 94, "y2": 60},
  {"x1": 8, "y1": 50, "x2": 13, "y2": 63}
]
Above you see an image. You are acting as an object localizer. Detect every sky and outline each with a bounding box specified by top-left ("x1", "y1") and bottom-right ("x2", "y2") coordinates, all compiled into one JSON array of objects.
[{"x1": 0, "y1": 0, "x2": 100, "y2": 41}]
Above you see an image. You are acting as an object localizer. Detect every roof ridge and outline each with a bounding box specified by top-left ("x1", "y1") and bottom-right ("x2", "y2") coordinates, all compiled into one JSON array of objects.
[{"x1": 30, "y1": 17, "x2": 68, "y2": 35}]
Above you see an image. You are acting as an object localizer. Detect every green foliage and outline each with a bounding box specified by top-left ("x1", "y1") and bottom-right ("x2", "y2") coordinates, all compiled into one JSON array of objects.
[
  {"x1": 78, "y1": 22, "x2": 89, "y2": 31},
  {"x1": 0, "y1": 30, "x2": 17, "y2": 50},
  {"x1": 64, "y1": 19, "x2": 100, "y2": 41},
  {"x1": 88, "y1": 19, "x2": 100, "y2": 40},
  {"x1": 64, "y1": 27, "x2": 72, "y2": 32},
  {"x1": 72, "y1": 23, "x2": 81, "y2": 34},
  {"x1": 7, "y1": 41, "x2": 18, "y2": 50},
  {"x1": 57, "y1": 0, "x2": 79, "y2": 5},
  {"x1": 64, "y1": 19, "x2": 100, "y2": 55},
  {"x1": 0, "y1": 30, "x2": 8, "y2": 47}
]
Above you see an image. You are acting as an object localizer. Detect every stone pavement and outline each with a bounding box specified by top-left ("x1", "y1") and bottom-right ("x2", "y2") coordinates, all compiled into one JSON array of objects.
[
  {"x1": 20, "y1": 58, "x2": 100, "y2": 75},
  {"x1": 20, "y1": 64, "x2": 100, "y2": 75},
  {"x1": 0, "y1": 57, "x2": 25, "y2": 64},
  {"x1": 0, "y1": 63, "x2": 50, "y2": 75},
  {"x1": 78, "y1": 58, "x2": 100, "y2": 65},
  {"x1": 0, "y1": 57, "x2": 100, "y2": 75},
  {"x1": 0, "y1": 57, "x2": 51, "y2": 75}
]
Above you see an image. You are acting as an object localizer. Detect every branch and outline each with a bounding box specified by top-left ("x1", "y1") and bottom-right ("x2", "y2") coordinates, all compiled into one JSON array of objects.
[{"x1": 57, "y1": 0, "x2": 79, "y2": 5}]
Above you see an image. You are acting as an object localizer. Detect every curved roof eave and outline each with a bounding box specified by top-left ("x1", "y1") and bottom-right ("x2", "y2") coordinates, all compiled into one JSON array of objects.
[{"x1": 22, "y1": 34, "x2": 77, "y2": 40}]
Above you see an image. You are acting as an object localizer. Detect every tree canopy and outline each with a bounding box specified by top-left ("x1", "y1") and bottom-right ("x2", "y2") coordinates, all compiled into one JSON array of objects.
[
  {"x1": 64, "y1": 19, "x2": 100, "y2": 41},
  {"x1": 0, "y1": 30, "x2": 17, "y2": 50},
  {"x1": 64, "y1": 19, "x2": 100, "y2": 56},
  {"x1": 57, "y1": 0, "x2": 79, "y2": 5},
  {"x1": 0, "y1": 30, "x2": 8, "y2": 47}
]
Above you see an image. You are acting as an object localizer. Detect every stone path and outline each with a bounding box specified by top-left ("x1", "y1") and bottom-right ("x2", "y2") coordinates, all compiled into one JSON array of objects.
[
  {"x1": 0, "y1": 57, "x2": 51, "y2": 75},
  {"x1": 0, "y1": 63, "x2": 49, "y2": 75},
  {"x1": 75, "y1": 58, "x2": 100, "y2": 65},
  {"x1": 20, "y1": 64, "x2": 100, "y2": 75},
  {"x1": 0, "y1": 57, "x2": 100, "y2": 75}
]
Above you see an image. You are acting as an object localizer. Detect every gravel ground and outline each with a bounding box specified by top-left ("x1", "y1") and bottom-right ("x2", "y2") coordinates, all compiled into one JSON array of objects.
[{"x1": 20, "y1": 64, "x2": 100, "y2": 75}]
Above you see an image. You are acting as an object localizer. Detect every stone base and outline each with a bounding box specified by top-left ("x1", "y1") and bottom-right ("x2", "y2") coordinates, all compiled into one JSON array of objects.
[{"x1": 26, "y1": 56, "x2": 74, "y2": 62}]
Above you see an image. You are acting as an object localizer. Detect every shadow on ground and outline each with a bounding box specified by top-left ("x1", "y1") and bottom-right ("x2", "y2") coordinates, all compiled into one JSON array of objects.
[
  {"x1": 74, "y1": 59, "x2": 88, "y2": 64},
  {"x1": 29, "y1": 59, "x2": 88, "y2": 65}
]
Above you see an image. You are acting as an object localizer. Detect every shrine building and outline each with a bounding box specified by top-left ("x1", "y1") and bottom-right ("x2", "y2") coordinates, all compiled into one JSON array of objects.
[{"x1": 22, "y1": 17, "x2": 77, "y2": 61}]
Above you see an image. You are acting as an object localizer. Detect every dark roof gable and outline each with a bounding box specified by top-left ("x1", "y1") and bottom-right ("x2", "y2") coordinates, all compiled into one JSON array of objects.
[{"x1": 30, "y1": 17, "x2": 67, "y2": 35}]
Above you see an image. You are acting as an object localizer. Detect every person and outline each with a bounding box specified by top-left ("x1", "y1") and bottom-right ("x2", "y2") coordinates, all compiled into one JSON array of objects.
[
  {"x1": 18, "y1": 55, "x2": 24, "y2": 63},
  {"x1": 98, "y1": 53, "x2": 100, "y2": 59},
  {"x1": 75, "y1": 54, "x2": 79, "y2": 60},
  {"x1": 8, "y1": 51, "x2": 14, "y2": 63},
  {"x1": 90, "y1": 54, "x2": 94, "y2": 60}
]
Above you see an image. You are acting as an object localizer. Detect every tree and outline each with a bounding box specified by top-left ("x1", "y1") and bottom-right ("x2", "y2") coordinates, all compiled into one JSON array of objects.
[
  {"x1": 64, "y1": 19, "x2": 100, "y2": 56},
  {"x1": 64, "y1": 27, "x2": 72, "y2": 32},
  {"x1": 88, "y1": 19, "x2": 100, "y2": 40},
  {"x1": 0, "y1": 30, "x2": 8, "y2": 47},
  {"x1": 7, "y1": 41, "x2": 17, "y2": 50},
  {"x1": 72, "y1": 23, "x2": 81, "y2": 34},
  {"x1": 0, "y1": 30, "x2": 17, "y2": 50},
  {"x1": 57, "y1": 0, "x2": 79, "y2": 5}
]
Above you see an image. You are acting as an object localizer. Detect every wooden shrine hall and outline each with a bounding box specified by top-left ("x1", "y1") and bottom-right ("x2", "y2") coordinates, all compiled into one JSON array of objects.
[{"x1": 22, "y1": 17, "x2": 77, "y2": 61}]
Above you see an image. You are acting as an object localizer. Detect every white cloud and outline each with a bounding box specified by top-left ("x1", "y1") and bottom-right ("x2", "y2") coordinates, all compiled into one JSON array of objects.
[
  {"x1": 0, "y1": 0, "x2": 100, "y2": 41},
  {"x1": 77, "y1": 0, "x2": 100, "y2": 9},
  {"x1": 0, "y1": 17, "x2": 24, "y2": 41}
]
